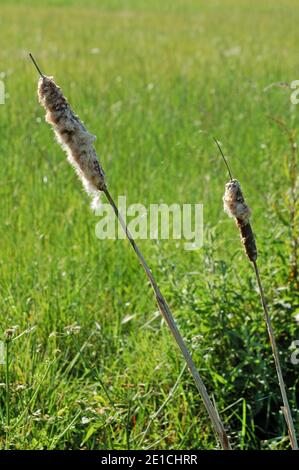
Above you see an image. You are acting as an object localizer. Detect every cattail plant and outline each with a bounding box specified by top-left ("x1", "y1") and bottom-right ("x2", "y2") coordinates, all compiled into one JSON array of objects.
[
  {"x1": 215, "y1": 138, "x2": 298, "y2": 450},
  {"x1": 29, "y1": 53, "x2": 231, "y2": 450}
]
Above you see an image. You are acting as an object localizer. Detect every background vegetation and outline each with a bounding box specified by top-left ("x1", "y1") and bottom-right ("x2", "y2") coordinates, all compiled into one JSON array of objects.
[{"x1": 0, "y1": 0, "x2": 298, "y2": 449}]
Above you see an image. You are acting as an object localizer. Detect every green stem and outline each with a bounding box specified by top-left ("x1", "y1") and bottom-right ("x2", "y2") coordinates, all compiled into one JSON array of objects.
[{"x1": 253, "y1": 261, "x2": 298, "y2": 450}]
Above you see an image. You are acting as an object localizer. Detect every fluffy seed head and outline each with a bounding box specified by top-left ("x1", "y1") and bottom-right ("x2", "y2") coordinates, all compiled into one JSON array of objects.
[
  {"x1": 223, "y1": 179, "x2": 257, "y2": 261},
  {"x1": 223, "y1": 179, "x2": 251, "y2": 224},
  {"x1": 37, "y1": 76, "x2": 106, "y2": 206}
]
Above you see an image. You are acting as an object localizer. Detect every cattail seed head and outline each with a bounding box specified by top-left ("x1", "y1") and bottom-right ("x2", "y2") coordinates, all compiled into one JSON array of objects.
[
  {"x1": 223, "y1": 179, "x2": 257, "y2": 262},
  {"x1": 37, "y1": 76, "x2": 106, "y2": 205},
  {"x1": 223, "y1": 179, "x2": 251, "y2": 223}
]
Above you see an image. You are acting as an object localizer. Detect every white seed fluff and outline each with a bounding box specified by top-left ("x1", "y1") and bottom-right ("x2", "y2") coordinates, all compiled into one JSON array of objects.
[
  {"x1": 223, "y1": 179, "x2": 251, "y2": 224},
  {"x1": 37, "y1": 76, "x2": 106, "y2": 207}
]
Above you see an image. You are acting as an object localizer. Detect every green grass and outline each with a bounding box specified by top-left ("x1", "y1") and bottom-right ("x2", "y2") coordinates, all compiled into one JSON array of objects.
[{"x1": 0, "y1": 0, "x2": 298, "y2": 449}]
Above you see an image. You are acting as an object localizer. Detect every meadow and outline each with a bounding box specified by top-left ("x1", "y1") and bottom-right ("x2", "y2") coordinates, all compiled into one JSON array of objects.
[{"x1": 0, "y1": 0, "x2": 298, "y2": 449}]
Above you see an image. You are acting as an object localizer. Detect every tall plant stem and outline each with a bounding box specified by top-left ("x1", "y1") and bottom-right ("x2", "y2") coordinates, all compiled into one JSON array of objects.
[
  {"x1": 253, "y1": 260, "x2": 298, "y2": 450},
  {"x1": 5, "y1": 339, "x2": 10, "y2": 447},
  {"x1": 103, "y1": 187, "x2": 231, "y2": 450}
]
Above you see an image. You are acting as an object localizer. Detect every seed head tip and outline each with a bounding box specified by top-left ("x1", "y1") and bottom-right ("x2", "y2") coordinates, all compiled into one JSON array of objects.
[
  {"x1": 213, "y1": 137, "x2": 233, "y2": 181},
  {"x1": 29, "y1": 53, "x2": 45, "y2": 78}
]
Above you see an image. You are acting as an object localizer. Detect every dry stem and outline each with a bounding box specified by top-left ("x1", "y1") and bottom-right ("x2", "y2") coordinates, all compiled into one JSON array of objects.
[{"x1": 103, "y1": 187, "x2": 231, "y2": 450}]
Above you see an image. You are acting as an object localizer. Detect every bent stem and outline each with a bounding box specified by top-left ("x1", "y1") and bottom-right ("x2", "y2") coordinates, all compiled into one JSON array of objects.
[
  {"x1": 253, "y1": 260, "x2": 298, "y2": 450},
  {"x1": 103, "y1": 187, "x2": 231, "y2": 450}
]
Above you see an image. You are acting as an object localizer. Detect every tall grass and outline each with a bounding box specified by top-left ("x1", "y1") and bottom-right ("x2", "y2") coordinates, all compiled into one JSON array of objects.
[
  {"x1": 0, "y1": 0, "x2": 298, "y2": 450},
  {"x1": 32, "y1": 58, "x2": 230, "y2": 449}
]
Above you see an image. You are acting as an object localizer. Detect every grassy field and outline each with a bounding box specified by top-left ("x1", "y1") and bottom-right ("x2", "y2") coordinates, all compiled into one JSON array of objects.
[{"x1": 0, "y1": 0, "x2": 298, "y2": 450}]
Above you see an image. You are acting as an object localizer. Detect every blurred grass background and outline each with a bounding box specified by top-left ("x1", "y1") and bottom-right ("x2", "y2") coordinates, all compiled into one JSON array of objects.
[{"x1": 0, "y1": 0, "x2": 298, "y2": 449}]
